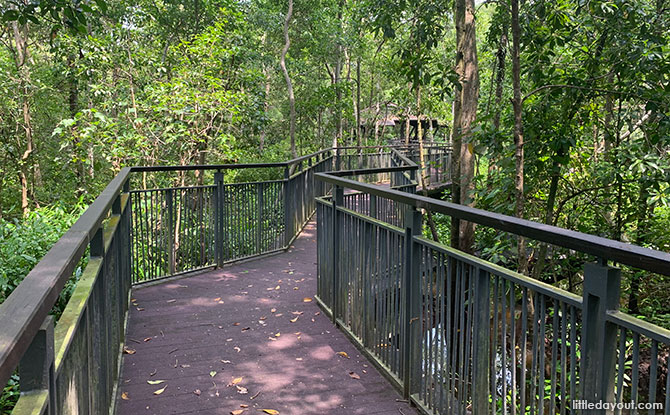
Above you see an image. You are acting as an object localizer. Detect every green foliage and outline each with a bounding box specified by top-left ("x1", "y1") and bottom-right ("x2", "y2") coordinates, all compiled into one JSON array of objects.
[{"x1": 0, "y1": 202, "x2": 87, "y2": 307}]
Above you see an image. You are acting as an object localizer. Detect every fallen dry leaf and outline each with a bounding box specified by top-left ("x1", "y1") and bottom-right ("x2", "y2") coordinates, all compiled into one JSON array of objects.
[
  {"x1": 290, "y1": 317, "x2": 298, "y2": 323},
  {"x1": 193, "y1": 389, "x2": 201, "y2": 396},
  {"x1": 231, "y1": 377, "x2": 243, "y2": 385},
  {"x1": 271, "y1": 308, "x2": 277, "y2": 313},
  {"x1": 275, "y1": 332, "x2": 281, "y2": 337},
  {"x1": 166, "y1": 299, "x2": 176, "y2": 303},
  {"x1": 221, "y1": 360, "x2": 231, "y2": 364},
  {"x1": 143, "y1": 337, "x2": 152, "y2": 342},
  {"x1": 261, "y1": 410, "x2": 279, "y2": 415},
  {"x1": 291, "y1": 311, "x2": 303, "y2": 315},
  {"x1": 210, "y1": 371, "x2": 217, "y2": 377},
  {"x1": 349, "y1": 372, "x2": 361, "y2": 380},
  {"x1": 236, "y1": 385, "x2": 248, "y2": 394},
  {"x1": 121, "y1": 392, "x2": 130, "y2": 400},
  {"x1": 214, "y1": 297, "x2": 222, "y2": 302},
  {"x1": 337, "y1": 351, "x2": 350, "y2": 359},
  {"x1": 231, "y1": 410, "x2": 245, "y2": 415},
  {"x1": 123, "y1": 347, "x2": 136, "y2": 355},
  {"x1": 241, "y1": 404, "x2": 249, "y2": 408},
  {"x1": 234, "y1": 346, "x2": 241, "y2": 352},
  {"x1": 303, "y1": 297, "x2": 312, "y2": 303},
  {"x1": 147, "y1": 380, "x2": 164, "y2": 385},
  {"x1": 274, "y1": 285, "x2": 280, "y2": 290},
  {"x1": 153, "y1": 385, "x2": 167, "y2": 395}
]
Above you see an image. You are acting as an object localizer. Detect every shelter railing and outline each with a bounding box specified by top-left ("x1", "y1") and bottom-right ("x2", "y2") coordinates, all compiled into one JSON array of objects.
[
  {"x1": 0, "y1": 145, "x2": 431, "y2": 414},
  {"x1": 315, "y1": 173, "x2": 670, "y2": 415}
]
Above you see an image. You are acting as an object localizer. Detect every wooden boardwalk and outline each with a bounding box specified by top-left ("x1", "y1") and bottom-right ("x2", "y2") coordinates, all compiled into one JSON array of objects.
[{"x1": 116, "y1": 221, "x2": 418, "y2": 415}]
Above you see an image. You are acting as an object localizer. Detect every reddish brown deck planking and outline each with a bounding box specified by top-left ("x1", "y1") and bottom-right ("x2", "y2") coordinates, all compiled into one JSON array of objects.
[{"x1": 116, "y1": 221, "x2": 418, "y2": 415}]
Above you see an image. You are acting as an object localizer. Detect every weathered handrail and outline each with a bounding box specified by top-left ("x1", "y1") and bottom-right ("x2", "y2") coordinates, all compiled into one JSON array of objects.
[
  {"x1": 314, "y1": 171, "x2": 670, "y2": 415},
  {"x1": 315, "y1": 173, "x2": 670, "y2": 276},
  {"x1": 0, "y1": 167, "x2": 131, "y2": 389},
  {"x1": 0, "y1": 144, "x2": 441, "y2": 414}
]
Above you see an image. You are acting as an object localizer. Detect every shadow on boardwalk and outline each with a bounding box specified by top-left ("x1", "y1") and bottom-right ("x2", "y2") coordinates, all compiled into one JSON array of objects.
[{"x1": 117, "y1": 221, "x2": 418, "y2": 415}]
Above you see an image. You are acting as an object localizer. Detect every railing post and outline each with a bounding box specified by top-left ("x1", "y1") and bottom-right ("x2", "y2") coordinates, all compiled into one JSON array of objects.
[
  {"x1": 19, "y1": 316, "x2": 56, "y2": 415},
  {"x1": 402, "y1": 207, "x2": 422, "y2": 399},
  {"x1": 331, "y1": 185, "x2": 344, "y2": 323},
  {"x1": 369, "y1": 194, "x2": 377, "y2": 219},
  {"x1": 214, "y1": 171, "x2": 224, "y2": 267},
  {"x1": 166, "y1": 188, "x2": 176, "y2": 275},
  {"x1": 257, "y1": 182, "x2": 263, "y2": 255},
  {"x1": 283, "y1": 166, "x2": 292, "y2": 247},
  {"x1": 473, "y1": 269, "x2": 491, "y2": 415},
  {"x1": 581, "y1": 261, "x2": 621, "y2": 413}
]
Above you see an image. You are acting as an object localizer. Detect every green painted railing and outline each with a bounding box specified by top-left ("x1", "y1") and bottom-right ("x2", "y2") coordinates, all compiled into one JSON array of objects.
[{"x1": 315, "y1": 173, "x2": 670, "y2": 415}]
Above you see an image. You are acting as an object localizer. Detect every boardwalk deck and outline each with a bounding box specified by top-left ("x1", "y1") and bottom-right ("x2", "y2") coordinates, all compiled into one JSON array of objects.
[{"x1": 116, "y1": 221, "x2": 418, "y2": 415}]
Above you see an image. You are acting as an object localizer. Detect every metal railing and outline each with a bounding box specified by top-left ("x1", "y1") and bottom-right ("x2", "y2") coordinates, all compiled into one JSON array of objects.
[
  {"x1": 0, "y1": 144, "x2": 435, "y2": 414},
  {"x1": 315, "y1": 173, "x2": 670, "y2": 415}
]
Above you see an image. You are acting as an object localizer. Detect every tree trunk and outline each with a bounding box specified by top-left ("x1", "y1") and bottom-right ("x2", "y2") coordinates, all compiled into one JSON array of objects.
[
  {"x1": 452, "y1": 0, "x2": 479, "y2": 253},
  {"x1": 13, "y1": 21, "x2": 34, "y2": 216},
  {"x1": 260, "y1": 66, "x2": 271, "y2": 153},
  {"x1": 280, "y1": 0, "x2": 297, "y2": 158},
  {"x1": 511, "y1": 0, "x2": 527, "y2": 273},
  {"x1": 493, "y1": 28, "x2": 508, "y2": 131},
  {"x1": 356, "y1": 57, "x2": 361, "y2": 147}
]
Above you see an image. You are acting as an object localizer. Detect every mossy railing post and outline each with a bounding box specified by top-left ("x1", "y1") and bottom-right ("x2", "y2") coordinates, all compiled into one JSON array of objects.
[
  {"x1": 402, "y1": 207, "x2": 422, "y2": 399},
  {"x1": 166, "y1": 188, "x2": 176, "y2": 275},
  {"x1": 16, "y1": 316, "x2": 55, "y2": 415},
  {"x1": 256, "y1": 181, "x2": 264, "y2": 255},
  {"x1": 331, "y1": 185, "x2": 343, "y2": 323},
  {"x1": 581, "y1": 261, "x2": 621, "y2": 412},
  {"x1": 214, "y1": 171, "x2": 224, "y2": 267},
  {"x1": 283, "y1": 166, "x2": 292, "y2": 247}
]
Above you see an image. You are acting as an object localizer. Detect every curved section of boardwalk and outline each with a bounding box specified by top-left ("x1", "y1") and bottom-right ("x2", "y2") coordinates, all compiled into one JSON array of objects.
[{"x1": 117, "y1": 221, "x2": 417, "y2": 415}]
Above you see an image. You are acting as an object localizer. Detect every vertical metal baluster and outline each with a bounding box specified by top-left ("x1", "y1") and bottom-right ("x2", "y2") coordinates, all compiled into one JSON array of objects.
[
  {"x1": 492, "y1": 274, "x2": 500, "y2": 414},
  {"x1": 538, "y1": 295, "x2": 546, "y2": 415},
  {"x1": 560, "y1": 301, "x2": 568, "y2": 415},
  {"x1": 520, "y1": 288, "x2": 529, "y2": 415},
  {"x1": 632, "y1": 333, "x2": 640, "y2": 414},
  {"x1": 615, "y1": 327, "x2": 626, "y2": 415},
  {"x1": 550, "y1": 299, "x2": 559, "y2": 415},
  {"x1": 649, "y1": 340, "x2": 658, "y2": 415},
  {"x1": 570, "y1": 306, "x2": 577, "y2": 403},
  {"x1": 457, "y1": 260, "x2": 466, "y2": 414},
  {"x1": 510, "y1": 282, "x2": 517, "y2": 415},
  {"x1": 463, "y1": 265, "x2": 475, "y2": 408},
  {"x1": 501, "y1": 278, "x2": 508, "y2": 415}
]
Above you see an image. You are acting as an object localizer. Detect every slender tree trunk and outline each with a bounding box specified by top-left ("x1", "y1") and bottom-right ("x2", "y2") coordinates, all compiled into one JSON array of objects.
[
  {"x1": 356, "y1": 57, "x2": 361, "y2": 147},
  {"x1": 260, "y1": 65, "x2": 271, "y2": 153},
  {"x1": 13, "y1": 22, "x2": 34, "y2": 216},
  {"x1": 333, "y1": 0, "x2": 344, "y2": 149},
  {"x1": 511, "y1": 0, "x2": 527, "y2": 273},
  {"x1": 452, "y1": 0, "x2": 479, "y2": 253},
  {"x1": 493, "y1": 28, "x2": 508, "y2": 131},
  {"x1": 280, "y1": 0, "x2": 297, "y2": 158}
]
